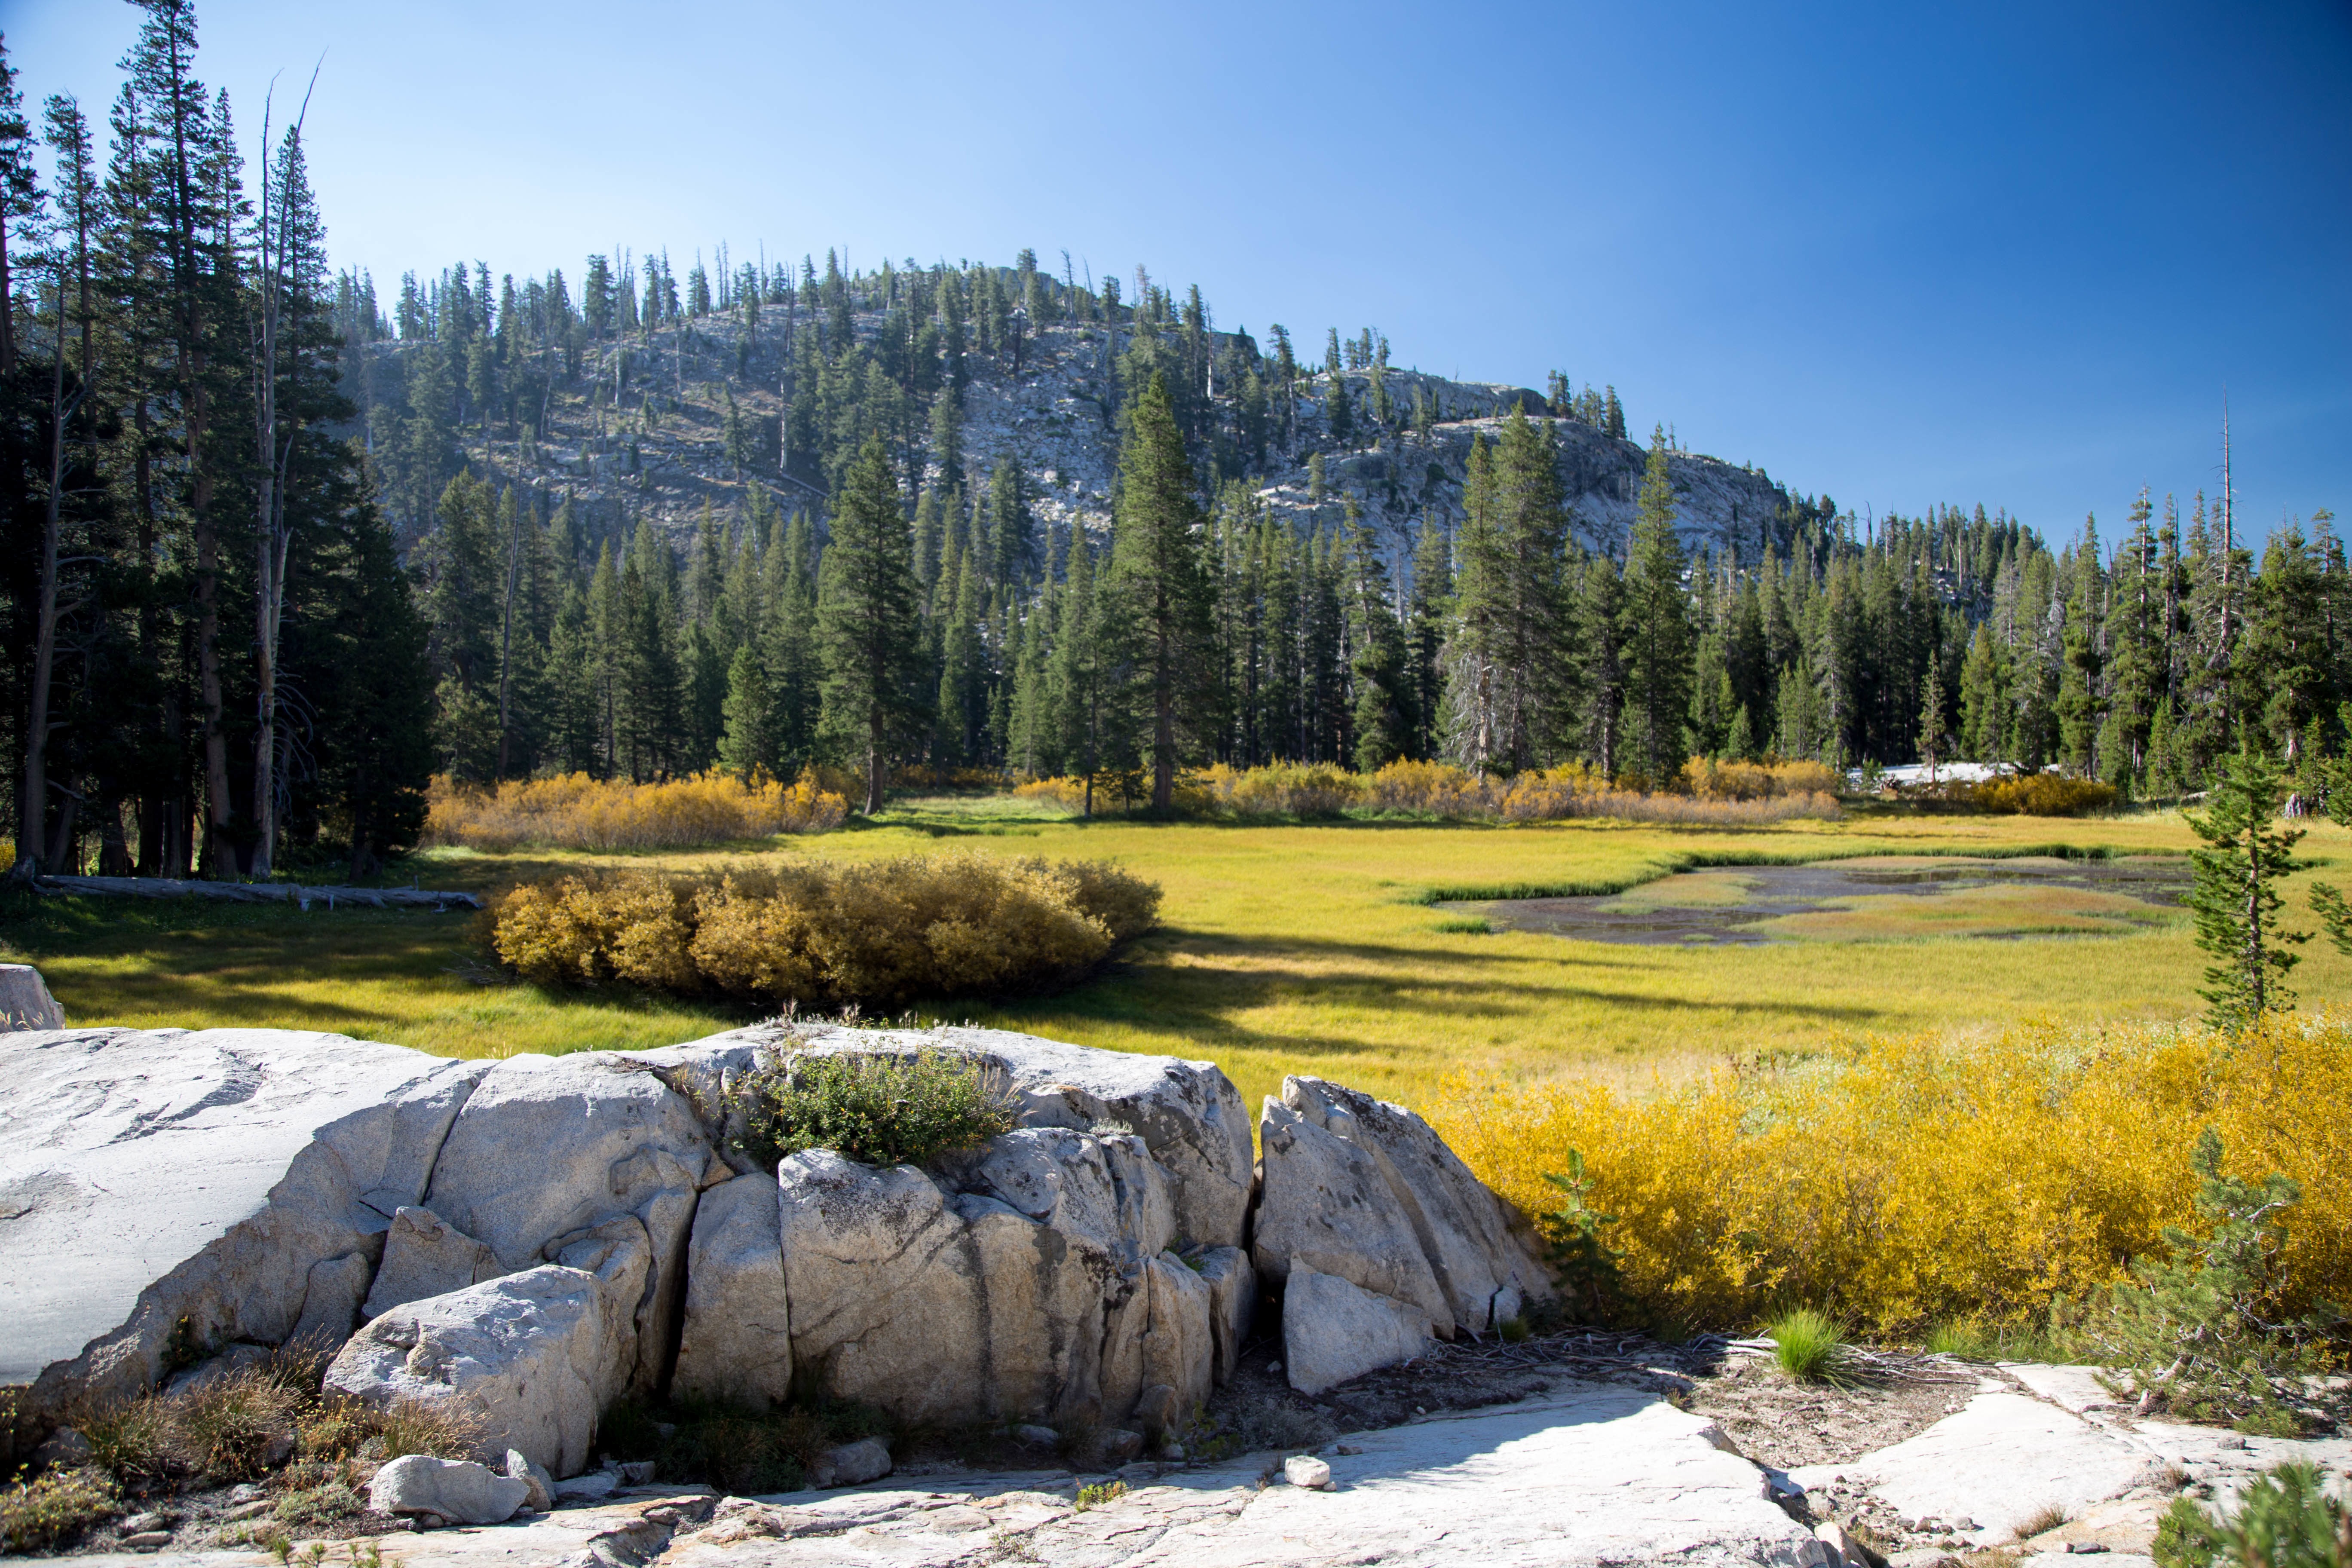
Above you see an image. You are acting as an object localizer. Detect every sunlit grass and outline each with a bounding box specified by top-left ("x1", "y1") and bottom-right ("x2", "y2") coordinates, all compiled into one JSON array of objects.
[
  {"x1": 1757, "y1": 881, "x2": 2177, "y2": 940},
  {"x1": 9, "y1": 805, "x2": 2352, "y2": 1117}
]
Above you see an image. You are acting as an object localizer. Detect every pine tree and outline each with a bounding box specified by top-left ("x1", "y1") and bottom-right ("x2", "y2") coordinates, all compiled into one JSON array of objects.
[
  {"x1": 1406, "y1": 511, "x2": 1453, "y2": 760},
  {"x1": 1105, "y1": 374, "x2": 1215, "y2": 812},
  {"x1": 1344, "y1": 501, "x2": 1412, "y2": 772},
  {"x1": 1047, "y1": 524, "x2": 1113, "y2": 812},
  {"x1": 1620, "y1": 429, "x2": 1693, "y2": 782},
  {"x1": 1917, "y1": 657, "x2": 1948, "y2": 782},
  {"x1": 816, "y1": 430, "x2": 924, "y2": 812},
  {"x1": 717, "y1": 646, "x2": 773, "y2": 782},
  {"x1": 2184, "y1": 745, "x2": 2308, "y2": 1030}
]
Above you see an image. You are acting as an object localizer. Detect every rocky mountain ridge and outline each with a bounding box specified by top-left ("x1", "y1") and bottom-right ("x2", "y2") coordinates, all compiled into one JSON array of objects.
[{"x1": 370, "y1": 304, "x2": 1799, "y2": 566}]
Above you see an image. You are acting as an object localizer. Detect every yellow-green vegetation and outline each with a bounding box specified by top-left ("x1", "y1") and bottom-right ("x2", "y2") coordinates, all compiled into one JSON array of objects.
[
  {"x1": 491, "y1": 854, "x2": 1159, "y2": 1006},
  {"x1": 14, "y1": 801, "x2": 2352, "y2": 1113},
  {"x1": 0, "y1": 1465, "x2": 116, "y2": 1553},
  {"x1": 427, "y1": 769, "x2": 848, "y2": 850},
  {"x1": 1435, "y1": 1011, "x2": 2352, "y2": 1338},
  {"x1": 1756, "y1": 878, "x2": 2177, "y2": 940}
]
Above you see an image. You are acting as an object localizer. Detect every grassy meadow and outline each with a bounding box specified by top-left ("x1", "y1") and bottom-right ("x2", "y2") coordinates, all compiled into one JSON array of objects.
[{"x1": 12, "y1": 796, "x2": 2352, "y2": 1115}]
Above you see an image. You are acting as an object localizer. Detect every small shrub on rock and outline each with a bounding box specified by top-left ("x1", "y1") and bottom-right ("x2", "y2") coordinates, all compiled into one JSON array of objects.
[
  {"x1": 491, "y1": 853, "x2": 1160, "y2": 1009},
  {"x1": 730, "y1": 1049, "x2": 1020, "y2": 1170},
  {"x1": 0, "y1": 1466, "x2": 116, "y2": 1553}
]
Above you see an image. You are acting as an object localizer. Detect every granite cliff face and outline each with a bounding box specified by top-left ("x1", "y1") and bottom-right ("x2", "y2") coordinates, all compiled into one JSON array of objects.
[{"x1": 374, "y1": 300, "x2": 1797, "y2": 570}]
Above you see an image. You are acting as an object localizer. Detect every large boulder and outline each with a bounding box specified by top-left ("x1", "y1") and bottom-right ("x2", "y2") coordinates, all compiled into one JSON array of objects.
[
  {"x1": 325, "y1": 1265, "x2": 629, "y2": 1478},
  {"x1": 1282, "y1": 1077, "x2": 1552, "y2": 1332},
  {"x1": 420, "y1": 1052, "x2": 723, "y2": 1397},
  {"x1": 1254, "y1": 1097, "x2": 1452, "y2": 1333},
  {"x1": 670, "y1": 1173, "x2": 791, "y2": 1408},
  {"x1": 0, "y1": 1027, "x2": 489, "y2": 1411},
  {"x1": 775, "y1": 1128, "x2": 1212, "y2": 1428},
  {"x1": 1256, "y1": 1076, "x2": 1551, "y2": 1340},
  {"x1": 1255, "y1": 1076, "x2": 1553, "y2": 1393},
  {"x1": 0, "y1": 963, "x2": 64, "y2": 1031}
]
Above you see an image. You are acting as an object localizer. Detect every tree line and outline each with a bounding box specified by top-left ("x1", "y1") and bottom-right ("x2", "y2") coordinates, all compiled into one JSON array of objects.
[
  {"x1": 7, "y1": 8, "x2": 2347, "y2": 886},
  {"x1": 2, "y1": 8, "x2": 430, "y2": 882}
]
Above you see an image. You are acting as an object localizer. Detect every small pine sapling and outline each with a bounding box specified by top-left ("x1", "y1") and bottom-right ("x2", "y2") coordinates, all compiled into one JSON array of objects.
[
  {"x1": 2153, "y1": 1461, "x2": 2352, "y2": 1568},
  {"x1": 2077, "y1": 1129, "x2": 2341, "y2": 1433},
  {"x1": 1537, "y1": 1149, "x2": 1622, "y2": 1321}
]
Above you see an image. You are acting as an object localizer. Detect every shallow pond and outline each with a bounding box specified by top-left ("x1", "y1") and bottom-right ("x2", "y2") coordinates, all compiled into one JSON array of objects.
[{"x1": 1440, "y1": 855, "x2": 2193, "y2": 946}]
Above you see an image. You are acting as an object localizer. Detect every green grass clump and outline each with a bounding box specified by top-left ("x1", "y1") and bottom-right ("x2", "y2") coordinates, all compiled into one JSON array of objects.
[
  {"x1": 731, "y1": 1048, "x2": 1020, "y2": 1170},
  {"x1": 1766, "y1": 1308, "x2": 1850, "y2": 1383},
  {"x1": 0, "y1": 1467, "x2": 116, "y2": 1552}
]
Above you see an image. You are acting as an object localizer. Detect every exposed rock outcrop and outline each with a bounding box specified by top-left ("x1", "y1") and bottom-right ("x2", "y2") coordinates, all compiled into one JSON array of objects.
[
  {"x1": 0, "y1": 1027, "x2": 490, "y2": 1409},
  {"x1": 361, "y1": 1206, "x2": 500, "y2": 1320},
  {"x1": 4, "y1": 1018, "x2": 1545, "y2": 1459},
  {"x1": 771, "y1": 1133, "x2": 1213, "y2": 1428},
  {"x1": 421, "y1": 1052, "x2": 720, "y2": 1399},
  {"x1": 670, "y1": 1172, "x2": 791, "y2": 1408},
  {"x1": 1254, "y1": 1075, "x2": 1553, "y2": 1392},
  {"x1": 326, "y1": 1265, "x2": 630, "y2": 1478}
]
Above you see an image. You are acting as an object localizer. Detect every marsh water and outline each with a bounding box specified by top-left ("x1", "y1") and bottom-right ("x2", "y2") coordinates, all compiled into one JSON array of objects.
[{"x1": 1441, "y1": 855, "x2": 2193, "y2": 946}]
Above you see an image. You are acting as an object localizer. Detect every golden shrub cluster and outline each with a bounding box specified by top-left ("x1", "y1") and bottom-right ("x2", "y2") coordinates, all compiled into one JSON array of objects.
[
  {"x1": 1015, "y1": 760, "x2": 1841, "y2": 824},
  {"x1": 1493, "y1": 765, "x2": 1841, "y2": 824},
  {"x1": 426, "y1": 769, "x2": 847, "y2": 851},
  {"x1": 1968, "y1": 775, "x2": 2120, "y2": 816},
  {"x1": 493, "y1": 853, "x2": 1161, "y2": 1008},
  {"x1": 1433, "y1": 1014, "x2": 2352, "y2": 1335},
  {"x1": 1194, "y1": 762, "x2": 1361, "y2": 816},
  {"x1": 1680, "y1": 757, "x2": 1841, "y2": 801}
]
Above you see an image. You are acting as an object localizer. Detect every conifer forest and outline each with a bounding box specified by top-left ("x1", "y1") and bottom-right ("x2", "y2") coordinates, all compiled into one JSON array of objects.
[{"x1": 3, "y1": 6, "x2": 2344, "y2": 880}]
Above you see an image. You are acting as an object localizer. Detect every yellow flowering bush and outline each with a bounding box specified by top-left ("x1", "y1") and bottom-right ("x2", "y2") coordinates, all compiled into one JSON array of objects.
[{"x1": 1433, "y1": 1013, "x2": 2352, "y2": 1335}]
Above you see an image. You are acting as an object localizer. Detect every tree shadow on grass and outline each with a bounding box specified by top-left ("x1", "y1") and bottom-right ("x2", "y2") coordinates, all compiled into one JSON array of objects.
[{"x1": 979, "y1": 925, "x2": 1889, "y2": 1069}]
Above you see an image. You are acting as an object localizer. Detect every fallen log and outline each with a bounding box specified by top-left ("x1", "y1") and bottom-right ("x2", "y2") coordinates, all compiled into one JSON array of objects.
[{"x1": 34, "y1": 874, "x2": 482, "y2": 911}]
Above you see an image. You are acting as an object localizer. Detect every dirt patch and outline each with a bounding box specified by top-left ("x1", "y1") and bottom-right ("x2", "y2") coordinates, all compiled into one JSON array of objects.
[{"x1": 1683, "y1": 1349, "x2": 1980, "y2": 1470}]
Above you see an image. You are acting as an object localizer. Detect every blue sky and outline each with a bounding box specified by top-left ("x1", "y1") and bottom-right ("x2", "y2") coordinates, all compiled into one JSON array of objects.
[{"x1": 9, "y1": 0, "x2": 2349, "y2": 547}]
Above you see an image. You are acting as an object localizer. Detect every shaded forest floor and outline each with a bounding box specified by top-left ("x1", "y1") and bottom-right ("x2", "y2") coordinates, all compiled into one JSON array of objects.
[{"x1": 10, "y1": 802, "x2": 2351, "y2": 1110}]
